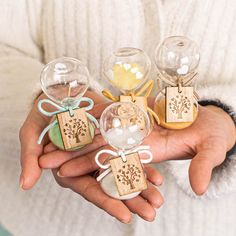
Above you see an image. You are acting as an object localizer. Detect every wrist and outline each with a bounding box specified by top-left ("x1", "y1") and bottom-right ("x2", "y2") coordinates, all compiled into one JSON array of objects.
[{"x1": 205, "y1": 105, "x2": 236, "y2": 150}]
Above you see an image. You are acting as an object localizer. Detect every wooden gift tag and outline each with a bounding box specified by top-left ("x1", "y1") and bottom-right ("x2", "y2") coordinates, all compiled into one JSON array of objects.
[
  {"x1": 120, "y1": 95, "x2": 147, "y2": 112},
  {"x1": 166, "y1": 86, "x2": 194, "y2": 123},
  {"x1": 119, "y1": 95, "x2": 147, "y2": 129},
  {"x1": 57, "y1": 108, "x2": 92, "y2": 150},
  {"x1": 109, "y1": 153, "x2": 147, "y2": 196}
]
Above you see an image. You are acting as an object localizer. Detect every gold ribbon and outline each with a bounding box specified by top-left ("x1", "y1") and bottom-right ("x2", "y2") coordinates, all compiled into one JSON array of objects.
[{"x1": 102, "y1": 80, "x2": 160, "y2": 125}]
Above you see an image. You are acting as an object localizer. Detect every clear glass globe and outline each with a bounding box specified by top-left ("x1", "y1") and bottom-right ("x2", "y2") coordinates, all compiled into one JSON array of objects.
[
  {"x1": 40, "y1": 57, "x2": 90, "y2": 107},
  {"x1": 155, "y1": 36, "x2": 200, "y2": 83},
  {"x1": 103, "y1": 47, "x2": 151, "y2": 94},
  {"x1": 100, "y1": 102, "x2": 150, "y2": 151}
]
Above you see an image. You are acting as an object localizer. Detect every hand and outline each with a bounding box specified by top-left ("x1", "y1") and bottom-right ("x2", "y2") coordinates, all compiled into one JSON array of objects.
[
  {"x1": 145, "y1": 102, "x2": 236, "y2": 195},
  {"x1": 19, "y1": 91, "x2": 105, "y2": 189},
  {"x1": 51, "y1": 165, "x2": 163, "y2": 223},
  {"x1": 39, "y1": 102, "x2": 164, "y2": 223},
  {"x1": 41, "y1": 98, "x2": 236, "y2": 196}
]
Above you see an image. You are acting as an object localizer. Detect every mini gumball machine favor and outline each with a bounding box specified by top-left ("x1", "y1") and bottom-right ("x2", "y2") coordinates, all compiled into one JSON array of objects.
[
  {"x1": 95, "y1": 102, "x2": 153, "y2": 200},
  {"x1": 37, "y1": 57, "x2": 99, "y2": 151},
  {"x1": 102, "y1": 47, "x2": 160, "y2": 125},
  {"x1": 154, "y1": 36, "x2": 200, "y2": 129}
]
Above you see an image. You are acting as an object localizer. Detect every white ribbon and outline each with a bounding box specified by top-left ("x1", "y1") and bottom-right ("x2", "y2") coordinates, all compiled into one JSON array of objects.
[{"x1": 95, "y1": 145, "x2": 153, "y2": 182}]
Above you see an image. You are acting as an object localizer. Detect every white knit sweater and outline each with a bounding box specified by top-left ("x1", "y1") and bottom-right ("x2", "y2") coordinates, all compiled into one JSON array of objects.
[{"x1": 0, "y1": 0, "x2": 236, "y2": 235}]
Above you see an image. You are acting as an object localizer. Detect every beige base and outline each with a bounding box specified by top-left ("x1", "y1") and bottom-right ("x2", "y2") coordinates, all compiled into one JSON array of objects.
[{"x1": 154, "y1": 98, "x2": 198, "y2": 130}]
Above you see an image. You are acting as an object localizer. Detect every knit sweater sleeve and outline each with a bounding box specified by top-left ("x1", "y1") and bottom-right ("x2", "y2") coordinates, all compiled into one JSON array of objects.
[{"x1": 0, "y1": 1, "x2": 45, "y2": 160}]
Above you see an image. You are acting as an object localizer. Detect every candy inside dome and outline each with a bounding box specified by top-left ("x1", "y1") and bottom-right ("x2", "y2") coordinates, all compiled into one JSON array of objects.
[
  {"x1": 103, "y1": 47, "x2": 151, "y2": 93},
  {"x1": 155, "y1": 36, "x2": 200, "y2": 83}
]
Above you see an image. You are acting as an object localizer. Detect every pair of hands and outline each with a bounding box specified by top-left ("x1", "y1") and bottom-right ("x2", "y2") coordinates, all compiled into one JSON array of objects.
[{"x1": 19, "y1": 91, "x2": 236, "y2": 223}]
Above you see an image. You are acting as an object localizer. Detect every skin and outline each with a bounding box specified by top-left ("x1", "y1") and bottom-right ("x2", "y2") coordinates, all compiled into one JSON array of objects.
[{"x1": 19, "y1": 91, "x2": 236, "y2": 223}]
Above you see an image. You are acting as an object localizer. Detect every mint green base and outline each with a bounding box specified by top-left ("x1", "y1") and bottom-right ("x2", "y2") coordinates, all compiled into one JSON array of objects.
[{"x1": 49, "y1": 121, "x2": 95, "y2": 151}]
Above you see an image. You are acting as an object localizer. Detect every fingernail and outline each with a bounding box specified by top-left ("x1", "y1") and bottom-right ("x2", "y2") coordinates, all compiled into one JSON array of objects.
[
  {"x1": 57, "y1": 171, "x2": 64, "y2": 178},
  {"x1": 154, "y1": 179, "x2": 162, "y2": 186},
  {"x1": 121, "y1": 219, "x2": 131, "y2": 224},
  {"x1": 19, "y1": 175, "x2": 24, "y2": 189},
  {"x1": 120, "y1": 218, "x2": 132, "y2": 224}
]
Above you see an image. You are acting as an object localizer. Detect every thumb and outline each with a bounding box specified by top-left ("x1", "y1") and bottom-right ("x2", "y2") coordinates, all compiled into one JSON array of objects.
[{"x1": 189, "y1": 140, "x2": 226, "y2": 195}]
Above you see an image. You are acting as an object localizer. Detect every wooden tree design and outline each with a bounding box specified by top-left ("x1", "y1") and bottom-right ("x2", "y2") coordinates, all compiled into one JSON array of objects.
[
  {"x1": 117, "y1": 164, "x2": 141, "y2": 190},
  {"x1": 63, "y1": 118, "x2": 87, "y2": 143},
  {"x1": 169, "y1": 94, "x2": 191, "y2": 119}
]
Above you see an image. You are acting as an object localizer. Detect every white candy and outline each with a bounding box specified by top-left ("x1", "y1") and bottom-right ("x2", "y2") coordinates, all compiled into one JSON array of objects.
[
  {"x1": 112, "y1": 118, "x2": 121, "y2": 128},
  {"x1": 180, "y1": 56, "x2": 189, "y2": 64},
  {"x1": 128, "y1": 124, "x2": 138, "y2": 132},
  {"x1": 69, "y1": 80, "x2": 78, "y2": 88},
  {"x1": 177, "y1": 65, "x2": 189, "y2": 75},
  {"x1": 127, "y1": 137, "x2": 136, "y2": 145},
  {"x1": 136, "y1": 71, "x2": 143, "y2": 79},
  {"x1": 130, "y1": 67, "x2": 139, "y2": 74},
  {"x1": 114, "y1": 128, "x2": 123, "y2": 135},
  {"x1": 167, "y1": 51, "x2": 175, "y2": 59},
  {"x1": 123, "y1": 63, "x2": 131, "y2": 70}
]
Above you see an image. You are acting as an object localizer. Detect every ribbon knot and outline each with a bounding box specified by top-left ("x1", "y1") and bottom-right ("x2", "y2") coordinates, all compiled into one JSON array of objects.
[
  {"x1": 37, "y1": 97, "x2": 99, "y2": 144},
  {"x1": 95, "y1": 145, "x2": 153, "y2": 182}
]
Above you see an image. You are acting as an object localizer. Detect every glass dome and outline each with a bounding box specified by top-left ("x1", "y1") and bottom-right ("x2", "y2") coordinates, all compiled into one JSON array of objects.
[
  {"x1": 100, "y1": 102, "x2": 150, "y2": 151},
  {"x1": 103, "y1": 47, "x2": 151, "y2": 94},
  {"x1": 40, "y1": 57, "x2": 90, "y2": 107}
]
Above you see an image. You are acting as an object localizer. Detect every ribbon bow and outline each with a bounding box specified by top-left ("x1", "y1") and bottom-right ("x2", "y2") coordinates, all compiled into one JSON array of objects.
[
  {"x1": 95, "y1": 145, "x2": 153, "y2": 181},
  {"x1": 102, "y1": 80, "x2": 160, "y2": 125},
  {"x1": 37, "y1": 97, "x2": 99, "y2": 144}
]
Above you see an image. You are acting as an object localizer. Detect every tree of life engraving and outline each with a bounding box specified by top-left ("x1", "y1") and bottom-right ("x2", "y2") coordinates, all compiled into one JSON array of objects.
[
  {"x1": 63, "y1": 118, "x2": 87, "y2": 143},
  {"x1": 117, "y1": 164, "x2": 141, "y2": 190},
  {"x1": 169, "y1": 94, "x2": 191, "y2": 119}
]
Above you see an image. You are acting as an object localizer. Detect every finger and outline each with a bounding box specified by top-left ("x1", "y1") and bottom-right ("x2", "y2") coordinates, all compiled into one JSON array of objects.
[
  {"x1": 124, "y1": 196, "x2": 156, "y2": 222},
  {"x1": 40, "y1": 135, "x2": 107, "y2": 169},
  {"x1": 88, "y1": 102, "x2": 111, "y2": 119},
  {"x1": 189, "y1": 138, "x2": 226, "y2": 195},
  {"x1": 140, "y1": 182, "x2": 164, "y2": 208},
  {"x1": 57, "y1": 145, "x2": 111, "y2": 177},
  {"x1": 144, "y1": 165, "x2": 163, "y2": 186},
  {"x1": 85, "y1": 90, "x2": 107, "y2": 104},
  {"x1": 53, "y1": 171, "x2": 132, "y2": 223},
  {"x1": 20, "y1": 122, "x2": 45, "y2": 190},
  {"x1": 44, "y1": 142, "x2": 58, "y2": 153}
]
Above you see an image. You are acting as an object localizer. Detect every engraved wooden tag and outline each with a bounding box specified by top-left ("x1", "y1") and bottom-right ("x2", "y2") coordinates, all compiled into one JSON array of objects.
[
  {"x1": 119, "y1": 95, "x2": 147, "y2": 129},
  {"x1": 57, "y1": 108, "x2": 92, "y2": 150},
  {"x1": 166, "y1": 86, "x2": 194, "y2": 123},
  {"x1": 120, "y1": 95, "x2": 147, "y2": 112},
  {"x1": 109, "y1": 153, "x2": 147, "y2": 196}
]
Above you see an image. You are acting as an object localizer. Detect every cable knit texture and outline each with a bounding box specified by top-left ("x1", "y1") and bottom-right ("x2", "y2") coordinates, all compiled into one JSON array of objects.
[{"x1": 0, "y1": 0, "x2": 236, "y2": 235}]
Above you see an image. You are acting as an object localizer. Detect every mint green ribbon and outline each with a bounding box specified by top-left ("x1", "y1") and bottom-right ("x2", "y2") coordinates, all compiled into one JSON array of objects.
[{"x1": 37, "y1": 97, "x2": 99, "y2": 145}]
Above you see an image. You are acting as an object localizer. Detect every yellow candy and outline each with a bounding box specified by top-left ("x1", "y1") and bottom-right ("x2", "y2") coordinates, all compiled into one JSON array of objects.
[{"x1": 110, "y1": 63, "x2": 144, "y2": 91}]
